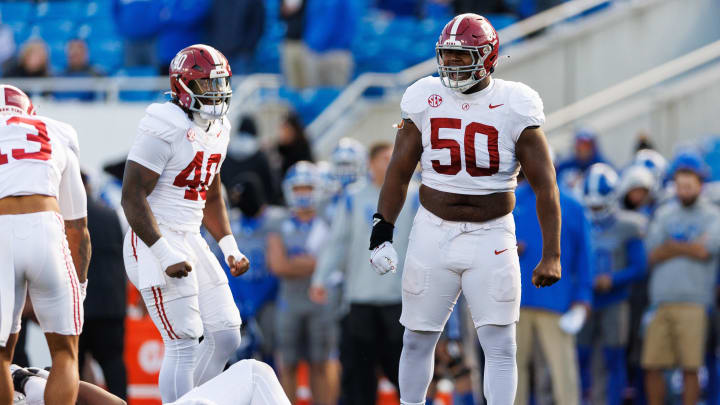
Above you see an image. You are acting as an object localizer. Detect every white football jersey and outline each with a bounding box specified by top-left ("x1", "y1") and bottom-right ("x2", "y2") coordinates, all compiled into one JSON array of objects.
[
  {"x1": 401, "y1": 76, "x2": 545, "y2": 195},
  {"x1": 127, "y1": 102, "x2": 230, "y2": 232},
  {"x1": 0, "y1": 114, "x2": 83, "y2": 211}
]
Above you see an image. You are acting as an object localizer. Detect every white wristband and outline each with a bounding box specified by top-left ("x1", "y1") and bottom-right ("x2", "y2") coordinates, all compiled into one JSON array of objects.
[
  {"x1": 150, "y1": 237, "x2": 186, "y2": 270},
  {"x1": 79, "y1": 280, "x2": 88, "y2": 302},
  {"x1": 218, "y1": 235, "x2": 243, "y2": 264}
]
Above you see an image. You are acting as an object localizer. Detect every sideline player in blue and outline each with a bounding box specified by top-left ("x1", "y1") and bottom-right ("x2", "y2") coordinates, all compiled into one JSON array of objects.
[{"x1": 578, "y1": 164, "x2": 647, "y2": 405}]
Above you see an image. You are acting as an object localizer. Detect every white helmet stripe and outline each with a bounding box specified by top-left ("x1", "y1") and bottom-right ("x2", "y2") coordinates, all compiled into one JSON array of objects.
[
  {"x1": 195, "y1": 44, "x2": 221, "y2": 65},
  {"x1": 449, "y1": 13, "x2": 471, "y2": 41}
]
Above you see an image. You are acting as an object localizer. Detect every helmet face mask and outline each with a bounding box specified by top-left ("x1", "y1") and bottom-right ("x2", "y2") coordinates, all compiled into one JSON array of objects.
[
  {"x1": 582, "y1": 163, "x2": 619, "y2": 222},
  {"x1": 436, "y1": 44, "x2": 491, "y2": 92},
  {"x1": 283, "y1": 161, "x2": 321, "y2": 211},
  {"x1": 187, "y1": 77, "x2": 232, "y2": 120}
]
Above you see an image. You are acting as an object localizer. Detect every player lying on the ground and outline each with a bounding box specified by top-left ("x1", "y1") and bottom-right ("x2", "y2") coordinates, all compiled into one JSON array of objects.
[
  {"x1": 0, "y1": 85, "x2": 91, "y2": 405},
  {"x1": 11, "y1": 365, "x2": 125, "y2": 405},
  {"x1": 10, "y1": 360, "x2": 289, "y2": 405}
]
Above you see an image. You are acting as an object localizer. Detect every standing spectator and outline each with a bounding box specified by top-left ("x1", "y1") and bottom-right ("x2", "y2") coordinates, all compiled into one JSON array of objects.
[
  {"x1": 78, "y1": 173, "x2": 128, "y2": 399},
  {"x1": 113, "y1": 0, "x2": 163, "y2": 67},
  {"x1": 514, "y1": 174, "x2": 593, "y2": 405},
  {"x1": 280, "y1": 0, "x2": 309, "y2": 88},
  {"x1": 267, "y1": 162, "x2": 335, "y2": 405},
  {"x1": 643, "y1": 153, "x2": 720, "y2": 405},
  {"x1": 221, "y1": 115, "x2": 282, "y2": 206},
  {"x1": 207, "y1": 0, "x2": 265, "y2": 75},
  {"x1": 556, "y1": 129, "x2": 608, "y2": 195},
  {"x1": 275, "y1": 112, "x2": 313, "y2": 177},
  {"x1": 577, "y1": 164, "x2": 647, "y2": 405},
  {"x1": 156, "y1": 0, "x2": 212, "y2": 74},
  {"x1": 303, "y1": 0, "x2": 360, "y2": 87},
  {"x1": 4, "y1": 39, "x2": 50, "y2": 78},
  {"x1": 58, "y1": 39, "x2": 104, "y2": 101},
  {"x1": 309, "y1": 143, "x2": 418, "y2": 405},
  {"x1": 64, "y1": 39, "x2": 103, "y2": 78}
]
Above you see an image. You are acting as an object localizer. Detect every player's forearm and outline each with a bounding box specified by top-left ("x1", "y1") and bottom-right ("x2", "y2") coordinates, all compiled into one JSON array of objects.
[
  {"x1": 64, "y1": 217, "x2": 91, "y2": 282},
  {"x1": 202, "y1": 192, "x2": 232, "y2": 241},
  {"x1": 535, "y1": 187, "x2": 561, "y2": 259}
]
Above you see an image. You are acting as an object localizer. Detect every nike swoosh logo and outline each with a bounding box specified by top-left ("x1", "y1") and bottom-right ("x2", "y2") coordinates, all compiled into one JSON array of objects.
[
  {"x1": 494, "y1": 249, "x2": 508, "y2": 255},
  {"x1": 489, "y1": 104, "x2": 504, "y2": 109},
  {"x1": 373, "y1": 218, "x2": 381, "y2": 226}
]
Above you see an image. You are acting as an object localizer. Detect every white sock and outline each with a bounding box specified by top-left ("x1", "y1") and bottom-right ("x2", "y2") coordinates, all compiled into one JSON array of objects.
[
  {"x1": 24, "y1": 376, "x2": 47, "y2": 405},
  {"x1": 159, "y1": 337, "x2": 199, "y2": 402},
  {"x1": 476, "y1": 323, "x2": 517, "y2": 405},
  {"x1": 193, "y1": 328, "x2": 241, "y2": 385},
  {"x1": 398, "y1": 329, "x2": 441, "y2": 405}
]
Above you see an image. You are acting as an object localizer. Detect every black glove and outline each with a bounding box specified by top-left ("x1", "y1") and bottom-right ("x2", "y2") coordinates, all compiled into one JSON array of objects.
[{"x1": 369, "y1": 213, "x2": 394, "y2": 250}]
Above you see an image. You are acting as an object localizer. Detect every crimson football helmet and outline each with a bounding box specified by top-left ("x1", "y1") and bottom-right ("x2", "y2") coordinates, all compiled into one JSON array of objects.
[
  {"x1": 169, "y1": 44, "x2": 232, "y2": 121},
  {"x1": 436, "y1": 13, "x2": 499, "y2": 92},
  {"x1": 0, "y1": 85, "x2": 36, "y2": 116}
]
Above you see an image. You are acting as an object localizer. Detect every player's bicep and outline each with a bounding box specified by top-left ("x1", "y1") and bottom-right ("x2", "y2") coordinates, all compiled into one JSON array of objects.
[
  {"x1": 58, "y1": 150, "x2": 88, "y2": 220},
  {"x1": 122, "y1": 160, "x2": 160, "y2": 199},
  {"x1": 516, "y1": 126, "x2": 556, "y2": 188},
  {"x1": 388, "y1": 119, "x2": 422, "y2": 181}
]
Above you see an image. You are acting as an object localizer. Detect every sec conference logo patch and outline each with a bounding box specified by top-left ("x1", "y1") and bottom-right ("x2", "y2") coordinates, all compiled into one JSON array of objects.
[
  {"x1": 428, "y1": 94, "x2": 443, "y2": 107},
  {"x1": 186, "y1": 128, "x2": 196, "y2": 142}
]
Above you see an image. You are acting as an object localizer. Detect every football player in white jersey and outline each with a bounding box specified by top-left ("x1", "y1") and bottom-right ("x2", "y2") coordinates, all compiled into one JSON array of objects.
[
  {"x1": 120, "y1": 45, "x2": 249, "y2": 403},
  {"x1": 0, "y1": 85, "x2": 90, "y2": 405},
  {"x1": 369, "y1": 14, "x2": 562, "y2": 405}
]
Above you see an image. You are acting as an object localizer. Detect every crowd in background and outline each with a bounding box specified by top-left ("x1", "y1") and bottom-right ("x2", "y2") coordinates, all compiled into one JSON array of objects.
[{"x1": 0, "y1": 0, "x2": 570, "y2": 88}]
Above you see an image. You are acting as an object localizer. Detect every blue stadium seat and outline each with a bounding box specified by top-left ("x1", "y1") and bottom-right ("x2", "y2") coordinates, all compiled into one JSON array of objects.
[
  {"x1": 0, "y1": 2, "x2": 33, "y2": 23},
  {"x1": 84, "y1": 0, "x2": 113, "y2": 19},
  {"x1": 47, "y1": 40, "x2": 68, "y2": 73},
  {"x1": 77, "y1": 20, "x2": 119, "y2": 42},
  {"x1": 34, "y1": 1, "x2": 85, "y2": 20},
  {"x1": 7, "y1": 21, "x2": 30, "y2": 45},
  {"x1": 31, "y1": 20, "x2": 76, "y2": 42},
  {"x1": 88, "y1": 38, "x2": 123, "y2": 73}
]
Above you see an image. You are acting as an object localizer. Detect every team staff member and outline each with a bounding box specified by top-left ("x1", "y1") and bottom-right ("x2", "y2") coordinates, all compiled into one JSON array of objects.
[
  {"x1": 514, "y1": 174, "x2": 593, "y2": 405},
  {"x1": 310, "y1": 142, "x2": 418, "y2": 405}
]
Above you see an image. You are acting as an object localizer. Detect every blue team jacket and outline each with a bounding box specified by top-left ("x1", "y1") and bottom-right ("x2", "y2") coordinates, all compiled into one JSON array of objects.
[{"x1": 513, "y1": 182, "x2": 594, "y2": 313}]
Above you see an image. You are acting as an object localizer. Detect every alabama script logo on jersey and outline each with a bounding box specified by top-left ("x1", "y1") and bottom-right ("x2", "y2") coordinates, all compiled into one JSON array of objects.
[{"x1": 401, "y1": 76, "x2": 545, "y2": 195}]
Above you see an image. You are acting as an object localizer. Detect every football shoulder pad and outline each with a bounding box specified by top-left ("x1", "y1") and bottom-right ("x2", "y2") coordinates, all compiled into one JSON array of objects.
[
  {"x1": 41, "y1": 115, "x2": 80, "y2": 155},
  {"x1": 400, "y1": 76, "x2": 441, "y2": 121},
  {"x1": 506, "y1": 80, "x2": 545, "y2": 127},
  {"x1": 138, "y1": 102, "x2": 192, "y2": 143}
]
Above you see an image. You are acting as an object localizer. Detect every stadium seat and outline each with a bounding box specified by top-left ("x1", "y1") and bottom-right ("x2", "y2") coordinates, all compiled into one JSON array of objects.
[
  {"x1": 88, "y1": 38, "x2": 123, "y2": 73},
  {"x1": 0, "y1": 2, "x2": 32, "y2": 23},
  {"x1": 34, "y1": 1, "x2": 85, "y2": 21},
  {"x1": 31, "y1": 20, "x2": 76, "y2": 42},
  {"x1": 47, "y1": 39, "x2": 68, "y2": 72},
  {"x1": 84, "y1": 0, "x2": 113, "y2": 20},
  {"x1": 77, "y1": 20, "x2": 119, "y2": 42},
  {"x1": 7, "y1": 21, "x2": 30, "y2": 46}
]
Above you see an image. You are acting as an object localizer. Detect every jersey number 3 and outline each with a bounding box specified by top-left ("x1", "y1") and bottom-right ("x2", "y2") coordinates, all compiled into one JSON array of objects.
[
  {"x1": 173, "y1": 151, "x2": 222, "y2": 201},
  {"x1": 0, "y1": 117, "x2": 52, "y2": 165},
  {"x1": 430, "y1": 118, "x2": 499, "y2": 177}
]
